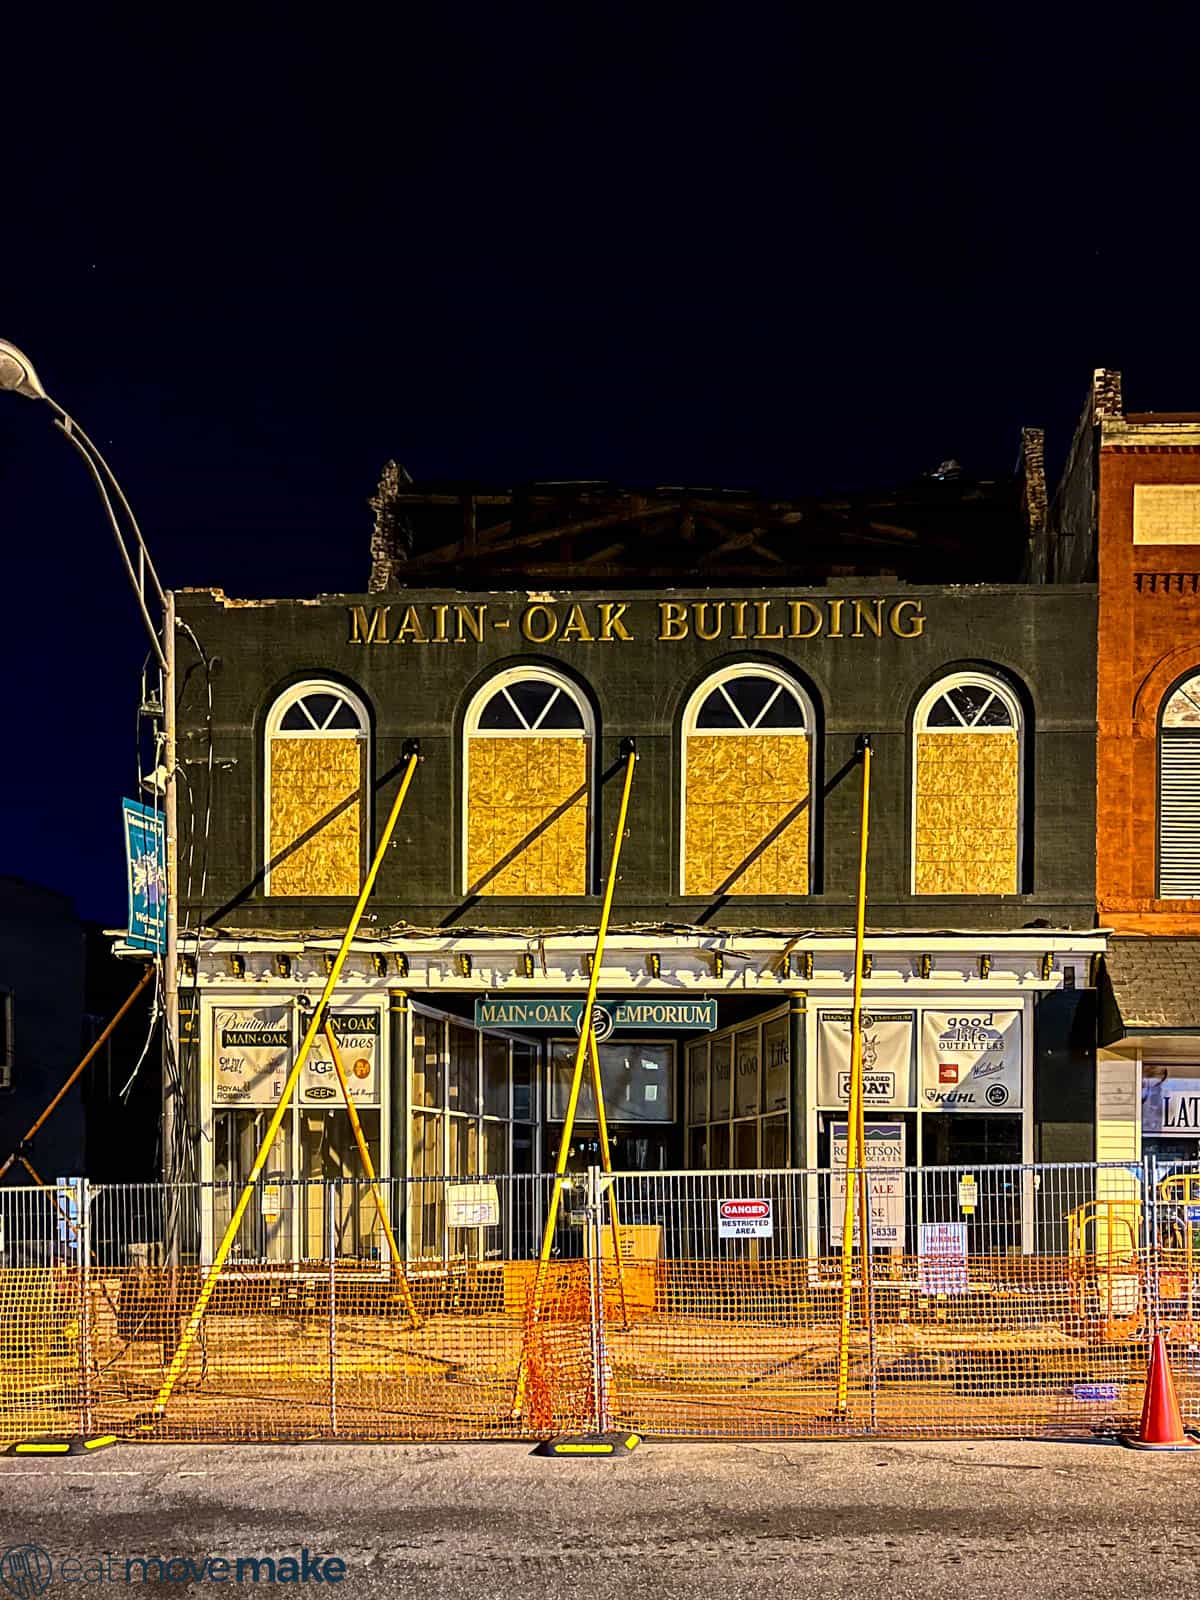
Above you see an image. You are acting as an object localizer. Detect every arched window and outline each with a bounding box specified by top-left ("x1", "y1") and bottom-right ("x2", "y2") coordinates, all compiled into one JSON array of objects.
[
  {"x1": 681, "y1": 666, "x2": 813, "y2": 895},
  {"x1": 463, "y1": 668, "x2": 593, "y2": 895},
  {"x1": 265, "y1": 681, "x2": 370, "y2": 896},
  {"x1": 1159, "y1": 671, "x2": 1200, "y2": 897},
  {"x1": 912, "y1": 673, "x2": 1022, "y2": 895}
]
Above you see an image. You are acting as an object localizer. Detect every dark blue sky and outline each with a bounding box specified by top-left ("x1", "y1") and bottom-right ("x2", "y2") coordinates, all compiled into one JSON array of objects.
[{"x1": 3, "y1": 10, "x2": 1198, "y2": 923}]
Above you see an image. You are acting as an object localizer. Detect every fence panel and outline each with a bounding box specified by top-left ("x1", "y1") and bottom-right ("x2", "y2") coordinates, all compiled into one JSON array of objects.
[{"x1": 4, "y1": 1162, "x2": 1198, "y2": 1446}]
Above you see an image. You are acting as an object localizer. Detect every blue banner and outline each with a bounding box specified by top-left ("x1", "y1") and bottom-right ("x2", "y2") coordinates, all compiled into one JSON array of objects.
[{"x1": 123, "y1": 798, "x2": 166, "y2": 954}]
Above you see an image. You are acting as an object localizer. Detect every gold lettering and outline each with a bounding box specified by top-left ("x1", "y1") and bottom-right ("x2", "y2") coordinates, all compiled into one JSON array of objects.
[
  {"x1": 827, "y1": 598, "x2": 845, "y2": 638},
  {"x1": 851, "y1": 598, "x2": 884, "y2": 638},
  {"x1": 658, "y1": 601, "x2": 689, "y2": 640},
  {"x1": 889, "y1": 599, "x2": 925, "y2": 638},
  {"x1": 753, "y1": 600, "x2": 783, "y2": 640},
  {"x1": 692, "y1": 601, "x2": 724, "y2": 640},
  {"x1": 521, "y1": 603, "x2": 559, "y2": 643},
  {"x1": 730, "y1": 601, "x2": 749, "y2": 639},
  {"x1": 454, "y1": 603, "x2": 486, "y2": 642},
  {"x1": 430, "y1": 603, "x2": 450, "y2": 642},
  {"x1": 597, "y1": 602, "x2": 632, "y2": 641},
  {"x1": 393, "y1": 605, "x2": 427, "y2": 644},
  {"x1": 348, "y1": 605, "x2": 390, "y2": 645},
  {"x1": 559, "y1": 603, "x2": 594, "y2": 643},
  {"x1": 788, "y1": 600, "x2": 823, "y2": 639}
]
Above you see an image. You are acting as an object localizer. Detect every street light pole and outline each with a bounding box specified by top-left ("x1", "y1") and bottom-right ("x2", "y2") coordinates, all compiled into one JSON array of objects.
[{"x1": 0, "y1": 339, "x2": 182, "y2": 1205}]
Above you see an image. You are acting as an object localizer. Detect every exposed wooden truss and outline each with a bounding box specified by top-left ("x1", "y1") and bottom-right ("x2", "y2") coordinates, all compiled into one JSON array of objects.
[{"x1": 367, "y1": 472, "x2": 1030, "y2": 590}]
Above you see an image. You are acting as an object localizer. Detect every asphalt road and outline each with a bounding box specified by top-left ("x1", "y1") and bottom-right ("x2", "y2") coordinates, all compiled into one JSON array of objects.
[{"x1": 0, "y1": 1438, "x2": 1190, "y2": 1598}]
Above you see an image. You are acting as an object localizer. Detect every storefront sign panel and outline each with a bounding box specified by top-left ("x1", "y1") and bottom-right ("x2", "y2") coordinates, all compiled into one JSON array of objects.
[
  {"x1": 212, "y1": 1005, "x2": 292, "y2": 1106},
  {"x1": 830, "y1": 1121, "x2": 906, "y2": 1249},
  {"x1": 816, "y1": 1011, "x2": 915, "y2": 1110},
  {"x1": 718, "y1": 1198, "x2": 773, "y2": 1239},
  {"x1": 475, "y1": 997, "x2": 717, "y2": 1032},
  {"x1": 1143, "y1": 1069, "x2": 1200, "y2": 1134},
  {"x1": 920, "y1": 1010, "x2": 1022, "y2": 1111},
  {"x1": 301, "y1": 1009, "x2": 381, "y2": 1107},
  {"x1": 918, "y1": 1221, "x2": 969, "y2": 1294}
]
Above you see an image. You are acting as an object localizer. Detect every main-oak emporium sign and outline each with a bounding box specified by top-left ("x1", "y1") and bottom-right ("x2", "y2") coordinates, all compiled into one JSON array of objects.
[{"x1": 475, "y1": 997, "x2": 717, "y2": 1033}]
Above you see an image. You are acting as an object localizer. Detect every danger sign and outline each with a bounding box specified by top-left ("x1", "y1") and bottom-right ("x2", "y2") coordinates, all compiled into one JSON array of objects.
[{"x1": 718, "y1": 1197, "x2": 773, "y2": 1239}]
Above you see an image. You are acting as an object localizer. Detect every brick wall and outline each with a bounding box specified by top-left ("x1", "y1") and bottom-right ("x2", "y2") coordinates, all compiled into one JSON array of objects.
[{"x1": 1097, "y1": 445, "x2": 1200, "y2": 931}]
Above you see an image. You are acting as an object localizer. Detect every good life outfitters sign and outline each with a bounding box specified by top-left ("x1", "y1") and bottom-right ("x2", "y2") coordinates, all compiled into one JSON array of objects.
[
  {"x1": 920, "y1": 1010, "x2": 1022, "y2": 1111},
  {"x1": 475, "y1": 997, "x2": 717, "y2": 1035}
]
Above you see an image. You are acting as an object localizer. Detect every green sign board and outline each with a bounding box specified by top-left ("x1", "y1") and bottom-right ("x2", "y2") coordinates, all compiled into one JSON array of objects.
[{"x1": 474, "y1": 997, "x2": 717, "y2": 1034}]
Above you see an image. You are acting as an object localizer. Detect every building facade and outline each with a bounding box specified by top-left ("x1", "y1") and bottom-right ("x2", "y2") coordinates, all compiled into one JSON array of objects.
[
  {"x1": 1047, "y1": 372, "x2": 1200, "y2": 1170},
  {"x1": 167, "y1": 474, "x2": 1103, "y2": 1261}
]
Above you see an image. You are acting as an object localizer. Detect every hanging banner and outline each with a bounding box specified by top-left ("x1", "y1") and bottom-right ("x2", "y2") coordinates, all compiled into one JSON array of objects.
[
  {"x1": 816, "y1": 1010, "x2": 915, "y2": 1110},
  {"x1": 212, "y1": 1005, "x2": 293, "y2": 1106},
  {"x1": 301, "y1": 1009, "x2": 382, "y2": 1107},
  {"x1": 920, "y1": 1010, "x2": 1022, "y2": 1111},
  {"x1": 122, "y1": 799, "x2": 167, "y2": 955},
  {"x1": 830, "y1": 1121, "x2": 906, "y2": 1249}
]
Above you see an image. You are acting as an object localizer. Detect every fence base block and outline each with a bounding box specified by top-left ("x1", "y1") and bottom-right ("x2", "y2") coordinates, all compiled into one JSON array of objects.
[
  {"x1": 534, "y1": 1433, "x2": 641, "y2": 1458},
  {"x1": 5, "y1": 1435, "x2": 119, "y2": 1457}
]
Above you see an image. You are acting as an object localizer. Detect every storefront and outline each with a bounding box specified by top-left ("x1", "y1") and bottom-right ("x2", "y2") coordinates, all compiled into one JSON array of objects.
[{"x1": 185, "y1": 928, "x2": 1103, "y2": 1263}]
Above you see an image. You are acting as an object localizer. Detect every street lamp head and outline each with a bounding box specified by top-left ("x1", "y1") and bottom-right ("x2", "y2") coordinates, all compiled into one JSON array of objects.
[{"x1": 0, "y1": 339, "x2": 49, "y2": 401}]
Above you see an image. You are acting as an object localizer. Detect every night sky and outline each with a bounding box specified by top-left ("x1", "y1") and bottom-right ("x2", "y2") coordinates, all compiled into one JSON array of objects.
[{"x1": 3, "y1": 13, "x2": 1198, "y2": 924}]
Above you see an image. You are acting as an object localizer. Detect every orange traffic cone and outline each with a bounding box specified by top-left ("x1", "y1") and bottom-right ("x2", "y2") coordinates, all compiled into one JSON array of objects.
[{"x1": 1121, "y1": 1334, "x2": 1198, "y2": 1450}]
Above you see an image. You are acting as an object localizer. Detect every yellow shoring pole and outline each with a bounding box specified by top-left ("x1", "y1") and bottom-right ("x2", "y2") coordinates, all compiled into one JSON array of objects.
[
  {"x1": 322, "y1": 1019, "x2": 421, "y2": 1330},
  {"x1": 835, "y1": 737, "x2": 872, "y2": 1417},
  {"x1": 511, "y1": 742, "x2": 638, "y2": 1418},
  {"x1": 0, "y1": 967, "x2": 153, "y2": 1184},
  {"x1": 587, "y1": 1023, "x2": 630, "y2": 1330},
  {"x1": 150, "y1": 747, "x2": 421, "y2": 1421}
]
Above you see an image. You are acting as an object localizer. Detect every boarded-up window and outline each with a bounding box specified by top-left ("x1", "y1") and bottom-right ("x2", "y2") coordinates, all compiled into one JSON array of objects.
[
  {"x1": 1159, "y1": 672, "x2": 1200, "y2": 897},
  {"x1": 465, "y1": 671, "x2": 591, "y2": 895},
  {"x1": 683, "y1": 669, "x2": 811, "y2": 895},
  {"x1": 266, "y1": 683, "x2": 368, "y2": 896},
  {"x1": 913, "y1": 677, "x2": 1020, "y2": 895}
]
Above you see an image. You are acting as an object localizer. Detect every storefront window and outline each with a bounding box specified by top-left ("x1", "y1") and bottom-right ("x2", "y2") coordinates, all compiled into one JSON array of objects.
[
  {"x1": 693, "y1": 1009, "x2": 791, "y2": 1170},
  {"x1": 734, "y1": 1026, "x2": 759, "y2": 1118},
  {"x1": 548, "y1": 1039, "x2": 674, "y2": 1123},
  {"x1": 408, "y1": 1006, "x2": 543, "y2": 1258},
  {"x1": 449, "y1": 1021, "x2": 479, "y2": 1115},
  {"x1": 711, "y1": 1037, "x2": 732, "y2": 1122},
  {"x1": 688, "y1": 1041, "x2": 708, "y2": 1124},
  {"x1": 412, "y1": 1013, "x2": 443, "y2": 1108},
  {"x1": 483, "y1": 1035, "x2": 509, "y2": 1117}
]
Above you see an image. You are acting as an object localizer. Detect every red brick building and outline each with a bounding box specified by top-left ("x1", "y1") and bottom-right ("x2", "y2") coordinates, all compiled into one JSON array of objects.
[{"x1": 1046, "y1": 371, "x2": 1200, "y2": 1165}]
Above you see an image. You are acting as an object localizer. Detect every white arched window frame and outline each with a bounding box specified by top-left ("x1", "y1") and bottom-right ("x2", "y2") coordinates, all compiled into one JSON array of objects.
[
  {"x1": 462, "y1": 666, "x2": 596, "y2": 895},
  {"x1": 911, "y1": 671, "x2": 1024, "y2": 896},
  {"x1": 680, "y1": 663, "x2": 815, "y2": 896},
  {"x1": 1159, "y1": 671, "x2": 1200, "y2": 897},
  {"x1": 264, "y1": 680, "x2": 371, "y2": 896}
]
